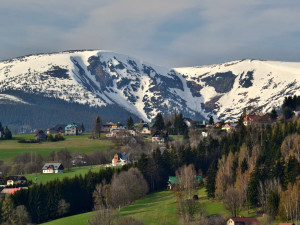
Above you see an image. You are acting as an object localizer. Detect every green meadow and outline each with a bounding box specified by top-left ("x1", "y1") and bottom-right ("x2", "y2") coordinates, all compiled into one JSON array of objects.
[
  {"x1": 40, "y1": 188, "x2": 286, "y2": 225},
  {"x1": 23, "y1": 165, "x2": 105, "y2": 184},
  {"x1": 0, "y1": 133, "x2": 114, "y2": 161}
]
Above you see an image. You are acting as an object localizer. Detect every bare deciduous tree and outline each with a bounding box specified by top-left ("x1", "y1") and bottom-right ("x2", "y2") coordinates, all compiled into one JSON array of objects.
[{"x1": 110, "y1": 168, "x2": 148, "y2": 208}]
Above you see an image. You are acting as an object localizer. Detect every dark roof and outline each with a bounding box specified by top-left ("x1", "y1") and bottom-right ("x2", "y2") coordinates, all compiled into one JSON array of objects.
[
  {"x1": 35, "y1": 129, "x2": 46, "y2": 135},
  {"x1": 116, "y1": 153, "x2": 130, "y2": 161},
  {"x1": 152, "y1": 130, "x2": 168, "y2": 137},
  {"x1": 42, "y1": 163, "x2": 64, "y2": 170},
  {"x1": 7, "y1": 176, "x2": 27, "y2": 181},
  {"x1": 230, "y1": 217, "x2": 260, "y2": 225}
]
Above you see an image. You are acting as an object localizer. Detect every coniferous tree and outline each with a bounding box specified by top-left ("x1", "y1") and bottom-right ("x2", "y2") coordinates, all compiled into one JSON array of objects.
[
  {"x1": 208, "y1": 115, "x2": 214, "y2": 125},
  {"x1": 126, "y1": 116, "x2": 134, "y2": 130},
  {"x1": 206, "y1": 161, "x2": 218, "y2": 198},
  {"x1": 270, "y1": 108, "x2": 278, "y2": 120},
  {"x1": 1, "y1": 195, "x2": 15, "y2": 224},
  {"x1": 0, "y1": 122, "x2": 4, "y2": 139},
  {"x1": 92, "y1": 116, "x2": 102, "y2": 138},
  {"x1": 4, "y1": 126, "x2": 12, "y2": 140},
  {"x1": 81, "y1": 123, "x2": 85, "y2": 133},
  {"x1": 153, "y1": 113, "x2": 165, "y2": 131}
]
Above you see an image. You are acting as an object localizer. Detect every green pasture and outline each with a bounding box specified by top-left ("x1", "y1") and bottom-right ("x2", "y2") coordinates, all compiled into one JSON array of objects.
[
  {"x1": 0, "y1": 133, "x2": 114, "y2": 161},
  {"x1": 40, "y1": 187, "x2": 288, "y2": 225},
  {"x1": 24, "y1": 165, "x2": 105, "y2": 185},
  {"x1": 41, "y1": 212, "x2": 94, "y2": 225}
]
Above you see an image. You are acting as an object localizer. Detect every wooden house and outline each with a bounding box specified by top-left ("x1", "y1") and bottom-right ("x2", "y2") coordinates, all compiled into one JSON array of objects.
[
  {"x1": 42, "y1": 163, "x2": 64, "y2": 173},
  {"x1": 35, "y1": 130, "x2": 47, "y2": 142},
  {"x1": 7, "y1": 176, "x2": 27, "y2": 186},
  {"x1": 227, "y1": 217, "x2": 260, "y2": 225}
]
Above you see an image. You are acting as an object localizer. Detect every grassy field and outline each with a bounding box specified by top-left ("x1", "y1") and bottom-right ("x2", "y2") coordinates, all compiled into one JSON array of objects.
[
  {"x1": 40, "y1": 187, "x2": 290, "y2": 225},
  {"x1": 0, "y1": 133, "x2": 114, "y2": 161},
  {"x1": 41, "y1": 212, "x2": 94, "y2": 225},
  {"x1": 23, "y1": 165, "x2": 106, "y2": 184},
  {"x1": 40, "y1": 188, "x2": 229, "y2": 225}
]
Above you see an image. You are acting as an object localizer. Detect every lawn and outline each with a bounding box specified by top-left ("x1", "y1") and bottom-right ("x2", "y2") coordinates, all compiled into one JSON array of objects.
[
  {"x1": 24, "y1": 165, "x2": 105, "y2": 184},
  {"x1": 41, "y1": 212, "x2": 94, "y2": 225},
  {"x1": 40, "y1": 187, "x2": 289, "y2": 225},
  {"x1": 0, "y1": 133, "x2": 115, "y2": 161}
]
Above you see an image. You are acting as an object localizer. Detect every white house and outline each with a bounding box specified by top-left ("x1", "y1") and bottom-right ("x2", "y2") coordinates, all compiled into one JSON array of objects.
[
  {"x1": 112, "y1": 153, "x2": 130, "y2": 166},
  {"x1": 42, "y1": 163, "x2": 64, "y2": 173}
]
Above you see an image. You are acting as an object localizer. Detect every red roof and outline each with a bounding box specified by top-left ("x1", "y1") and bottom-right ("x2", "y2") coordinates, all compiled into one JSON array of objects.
[
  {"x1": 279, "y1": 223, "x2": 295, "y2": 225},
  {"x1": 230, "y1": 217, "x2": 260, "y2": 225}
]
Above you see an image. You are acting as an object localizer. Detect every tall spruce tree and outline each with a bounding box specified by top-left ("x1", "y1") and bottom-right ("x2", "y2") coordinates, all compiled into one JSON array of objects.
[
  {"x1": 92, "y1": 116, "x2": 102, "y2": 138},
  {"x1": 4, "y1": 126, "x2": 12, "y2": 140},
  {"x1": 153, "y1": 113, "x2": 165, "y2": 131},
  {"x1": 0, "y1": 122, "x2": 4, "y2": 139},
  {"x1": 126, "y1": 116, "x2": 134, "y2": 130}
]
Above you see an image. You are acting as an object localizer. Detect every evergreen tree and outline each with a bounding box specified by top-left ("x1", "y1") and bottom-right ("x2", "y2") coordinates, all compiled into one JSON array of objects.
[
  {"x1": 126, "y1": 116, "x2": 134, "y2": 130},
  {"x1": 153, "y1": 113, "x2": 165, "y2": 131},
  {"x1": 92, "y1": 116, "x2": 102, "y2": 138},
  {"x1": 4, "y1": 126, "x2": 12, "y2": 140},
  {"x1": 174, "y1": 113, "x2": 187, "y2": 135},
  {"x1": 270, "y1": 108, "x2": 278, "y2": 120},
  {"x1": 0, "y1": 122, "x2": 4, "y2": 139},
  {"x1": 208, "y1": 115, "x2": 214, "y2": 125},
  {"x1": 241, "y1": 158, "x2": 248, "y2": 174},
  {"x1": 1, "y1": 195, "x2": 15, "y2": 224},
  {"x1": 81, "y1": 123, "x2": 85, "y2": 133},
  {"x1": 206, "y1": 161, "x2": 218, "y2": 198}
]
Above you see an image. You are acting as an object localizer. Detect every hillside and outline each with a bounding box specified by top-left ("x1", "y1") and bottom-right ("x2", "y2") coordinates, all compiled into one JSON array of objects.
[{"x1": 1, "y1": 50, "x2": 300, "y2": 131}]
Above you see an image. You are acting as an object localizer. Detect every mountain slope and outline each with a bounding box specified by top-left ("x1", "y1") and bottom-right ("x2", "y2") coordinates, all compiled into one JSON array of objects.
[
  {"x1": 1, "y1": 50, "x2": 300, "y2": 132},
  {"x1": 174, "y1": 59, "x2": 300, "y2": 120}
]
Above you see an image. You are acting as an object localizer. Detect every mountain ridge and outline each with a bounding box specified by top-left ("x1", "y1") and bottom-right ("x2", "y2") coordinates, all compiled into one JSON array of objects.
[{"x1": 1, "y1": 50, "x2": 300, "y2": 132}]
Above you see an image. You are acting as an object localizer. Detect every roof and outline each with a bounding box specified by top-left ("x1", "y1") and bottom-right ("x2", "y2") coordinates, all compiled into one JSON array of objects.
[
  {"x1": 65, "y1": 124, "x2": 78, "y2": 130},
  {"x1": 42, "y1": 163, "x2": 64, "y2": 170},
  {"x1": 115, "y1": 153, "x2": 130, "y2": 161},
  {"x1": 169, "y1": 176, "x2": 203, "y2": 184},
  {"x1": 7, "y1": 176, "x2": 27, "y2": 181},
  {"x1": 35, "y1": 129, "x2": 46, "y2": 135},
  {"x1": 279, "y1": 223, "x2": 295, "y2": 225},
  {"x1": 1, "y1": 188, "x2": 20, "y2": 194},
  {"x1": 229, "y1": 217, "x2": 260, "y2": 224}
]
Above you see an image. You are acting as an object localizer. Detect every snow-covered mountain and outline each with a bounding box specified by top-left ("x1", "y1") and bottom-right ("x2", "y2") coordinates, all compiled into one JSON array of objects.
[{"x1": 1, "y1": 50, "x2": 300, "y2": 130}]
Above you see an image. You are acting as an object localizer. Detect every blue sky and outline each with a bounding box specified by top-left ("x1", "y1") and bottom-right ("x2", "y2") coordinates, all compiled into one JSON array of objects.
[{"x1": 1, "y1": 0, "x2": 300, "y2": 67}]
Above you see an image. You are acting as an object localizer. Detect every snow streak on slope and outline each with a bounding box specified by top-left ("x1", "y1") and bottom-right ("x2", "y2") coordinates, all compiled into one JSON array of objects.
[{"x1": 174, "y1": 59, "x2": 300, "y2": 120}]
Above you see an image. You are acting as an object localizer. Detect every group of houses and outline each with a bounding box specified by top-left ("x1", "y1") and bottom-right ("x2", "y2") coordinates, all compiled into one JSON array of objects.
[
  {"x1": 34, "y1": 123, "x2": 83, "y2": 142},
  {"x1": 103, "y1": 121, "x2": 152, "y2": 138}
]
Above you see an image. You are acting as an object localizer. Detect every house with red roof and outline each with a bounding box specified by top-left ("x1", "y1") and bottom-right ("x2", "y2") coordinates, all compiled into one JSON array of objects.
[{"x1": 227, "y1": 217, "x2": 260, "y2": 225}]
